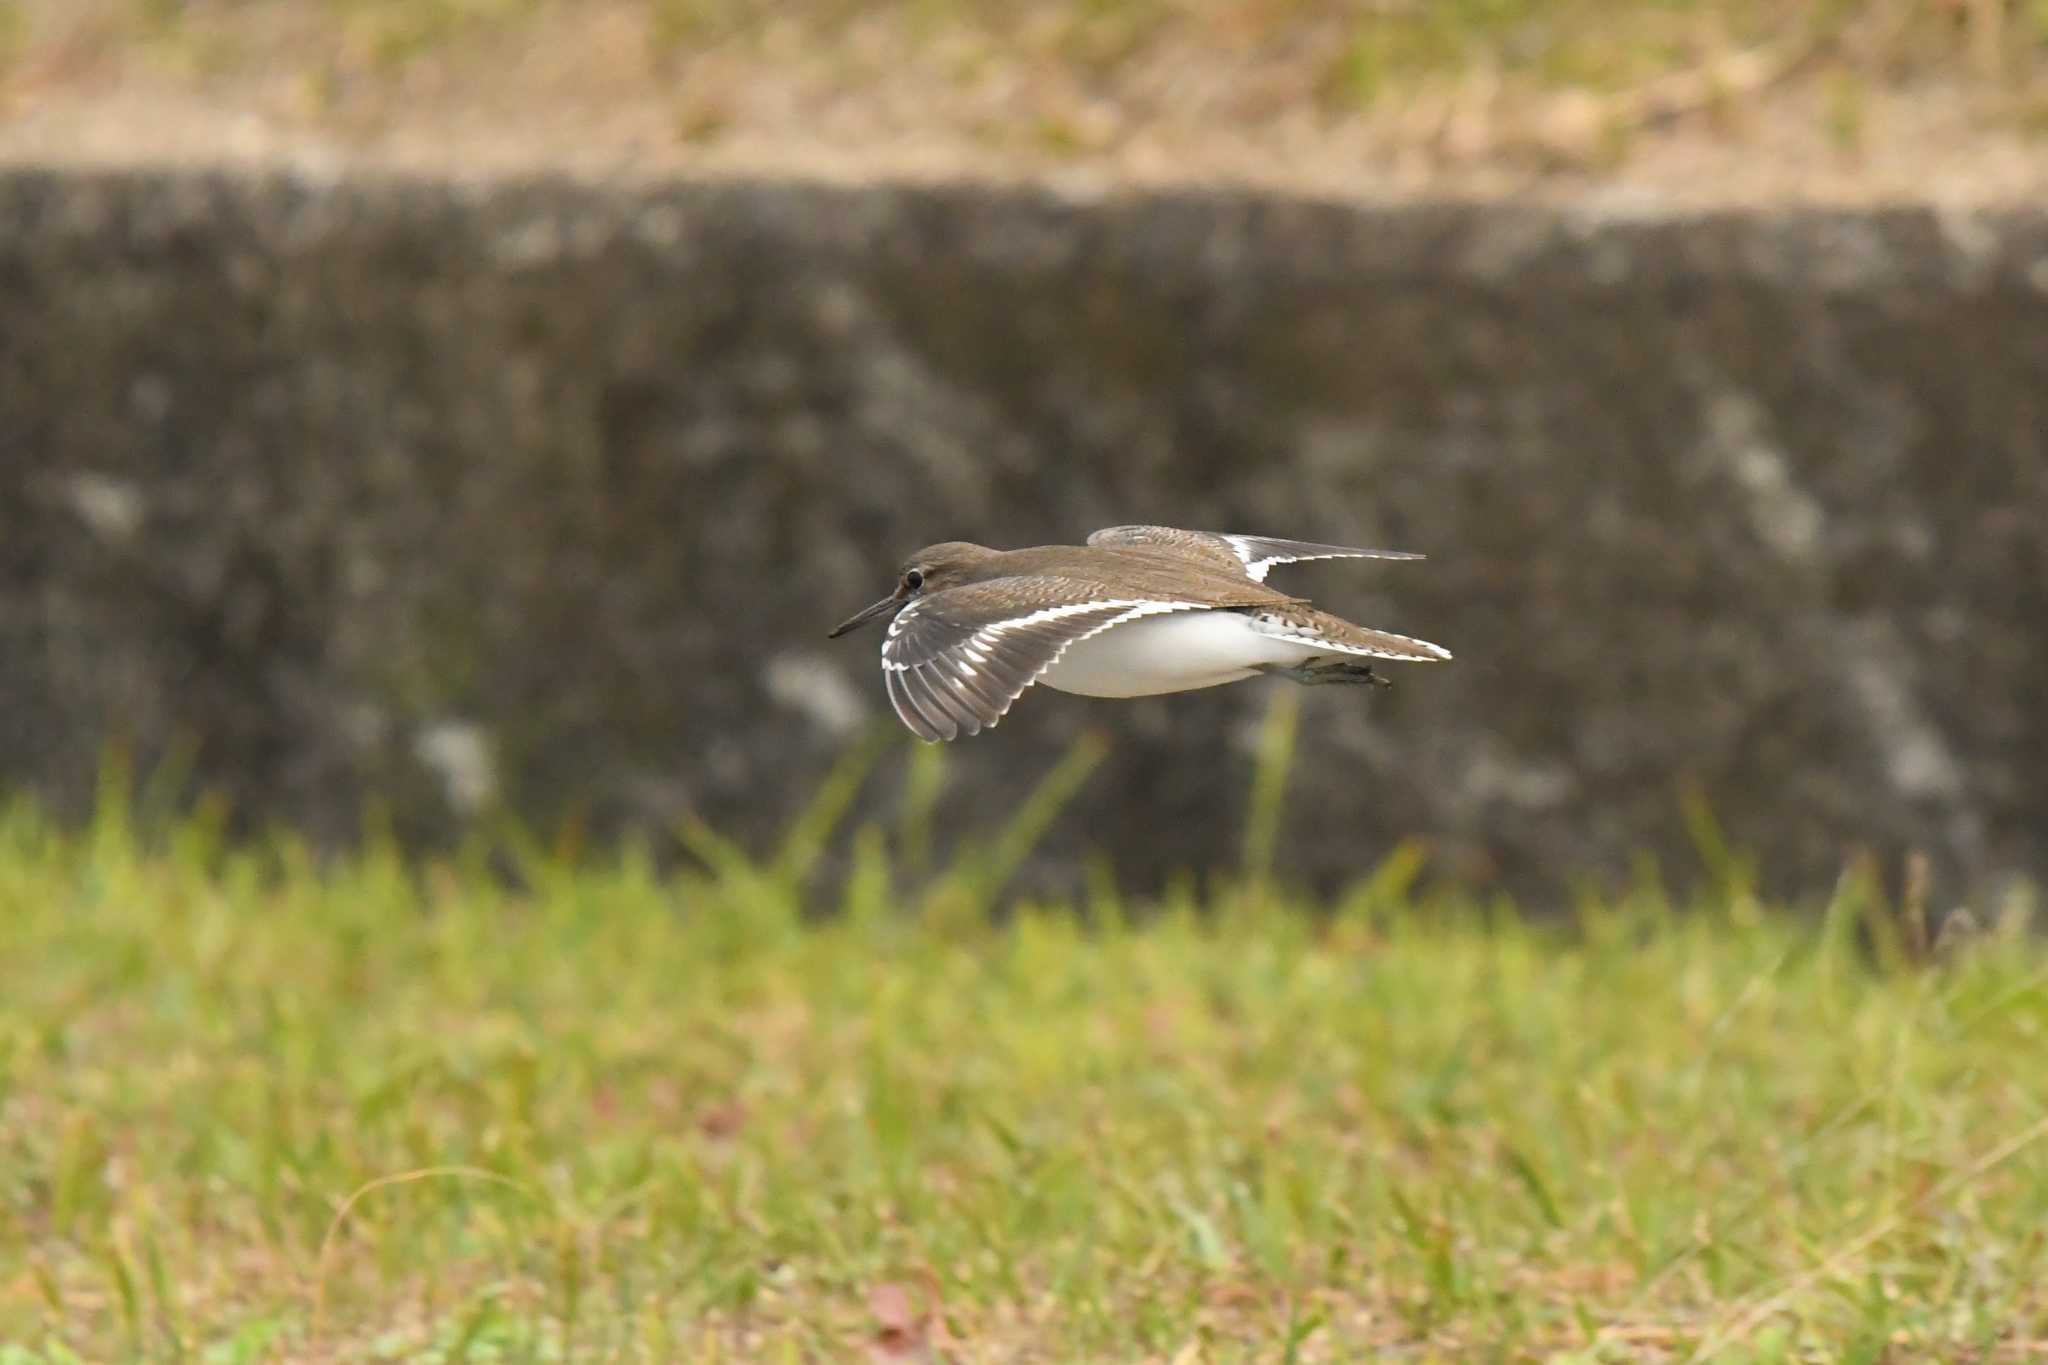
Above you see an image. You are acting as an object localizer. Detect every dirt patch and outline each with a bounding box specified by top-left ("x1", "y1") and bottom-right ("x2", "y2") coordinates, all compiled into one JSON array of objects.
[{"x1": 2, "y1": 0, "x2": 2046, "y2": 202}]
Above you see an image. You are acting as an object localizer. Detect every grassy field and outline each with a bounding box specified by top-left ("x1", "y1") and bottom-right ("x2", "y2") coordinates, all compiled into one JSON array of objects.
[{"x1": 4, "y1": 733, "x2": 2048, "y2": 1361}]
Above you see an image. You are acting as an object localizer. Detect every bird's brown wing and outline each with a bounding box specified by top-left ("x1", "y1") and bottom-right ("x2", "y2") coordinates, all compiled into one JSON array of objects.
[
  {"x1": 1087, "y1": 525, "x2": 1424, "y2": 583},
  {"x1": 879, "y1": 577, "x2": 1211, "y2": 742}
]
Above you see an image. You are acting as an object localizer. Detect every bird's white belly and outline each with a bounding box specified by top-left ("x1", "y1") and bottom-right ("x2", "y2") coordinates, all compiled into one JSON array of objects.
[{"x1": 1038, "y1": 611, "x2": 1319, "y2": 698}]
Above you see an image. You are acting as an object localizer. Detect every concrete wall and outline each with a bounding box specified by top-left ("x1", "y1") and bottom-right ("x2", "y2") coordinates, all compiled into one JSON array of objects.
[{"x1": 3, "y1": 167, "x2": 2044, "y2": 901}]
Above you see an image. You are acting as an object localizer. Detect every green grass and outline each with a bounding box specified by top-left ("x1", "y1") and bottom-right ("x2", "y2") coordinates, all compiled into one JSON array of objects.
[{"x1": 4, "y1": 733, "x2": 2048, "y2": 1361}]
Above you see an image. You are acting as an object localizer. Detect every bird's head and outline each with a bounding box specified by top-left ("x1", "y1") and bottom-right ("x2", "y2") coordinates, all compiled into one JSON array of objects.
[{"x1": 828, "y1": 541, "x2": 997, "y2": 638}]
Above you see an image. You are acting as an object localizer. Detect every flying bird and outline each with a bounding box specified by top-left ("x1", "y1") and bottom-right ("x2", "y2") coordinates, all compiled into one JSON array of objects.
[{"x1": 829, "y1": 525, "x2": 1450, "y2": 743}]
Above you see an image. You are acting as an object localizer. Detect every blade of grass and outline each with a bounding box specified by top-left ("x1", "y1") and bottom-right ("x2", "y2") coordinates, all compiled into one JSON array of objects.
[
  {"x1": 311, "y1": 1166, "x2": 542, "y2": 1346},
  {"x1": 1241, "y1": 688, "x2": 1299, "y2": 905}
]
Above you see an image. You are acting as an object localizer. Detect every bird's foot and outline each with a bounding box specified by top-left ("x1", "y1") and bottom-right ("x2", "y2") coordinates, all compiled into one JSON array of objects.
[{"x1": 1257, "y1": 660, "x2": 1392, "y2": 688}]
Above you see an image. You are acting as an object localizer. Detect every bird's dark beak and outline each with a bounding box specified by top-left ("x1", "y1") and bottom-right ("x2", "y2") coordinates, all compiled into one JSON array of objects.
[{"x1": 828, "y1": 590, "x2": 904, "y2": 638}]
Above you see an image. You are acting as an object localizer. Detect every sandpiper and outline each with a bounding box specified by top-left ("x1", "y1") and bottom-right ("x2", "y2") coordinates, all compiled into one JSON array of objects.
[{"x1": 829, "y1": 524, "x2": 1450, "y2": 743}]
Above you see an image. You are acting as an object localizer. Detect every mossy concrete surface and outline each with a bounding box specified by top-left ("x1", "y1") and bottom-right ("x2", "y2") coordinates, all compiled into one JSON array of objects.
[{"x1": 2, "y1": 167, "x2": 2044, "y2": 898}]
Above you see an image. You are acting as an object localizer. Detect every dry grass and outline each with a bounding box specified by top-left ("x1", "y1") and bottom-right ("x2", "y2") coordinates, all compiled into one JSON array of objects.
[{"x1": 0, "y1": 0, "x2": 2045, "y2": 200}]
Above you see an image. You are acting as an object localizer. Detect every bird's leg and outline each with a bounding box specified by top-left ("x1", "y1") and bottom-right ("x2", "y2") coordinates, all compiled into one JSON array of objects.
[{"x1": 1255, "y1": 660, "x2": 1392, "y2": 688}]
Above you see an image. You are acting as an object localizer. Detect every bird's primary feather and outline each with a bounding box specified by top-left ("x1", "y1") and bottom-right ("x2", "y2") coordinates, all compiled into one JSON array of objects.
[{"x1": 1087, "y1": 525, "x2": 1424, "y2": 583}]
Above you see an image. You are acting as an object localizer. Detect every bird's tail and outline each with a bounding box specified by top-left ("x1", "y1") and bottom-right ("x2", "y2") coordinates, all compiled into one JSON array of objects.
[{"x1": 1251, "y1": 607, "x2": 1453, "y2": 663}]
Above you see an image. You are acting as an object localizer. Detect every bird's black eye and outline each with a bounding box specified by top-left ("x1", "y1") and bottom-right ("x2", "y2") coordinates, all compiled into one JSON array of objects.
[{"x1": 904, "y1": 569, "x2": 925, "y2": 591}]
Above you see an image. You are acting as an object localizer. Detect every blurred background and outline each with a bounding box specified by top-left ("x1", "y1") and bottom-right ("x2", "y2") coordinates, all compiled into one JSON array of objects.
[
  {"x1": 7, "y1": 0, "x2": 2048, "y2": 197},
  {"x1": 2, "y1": 0, "x2": 2045, "y2": 902}
]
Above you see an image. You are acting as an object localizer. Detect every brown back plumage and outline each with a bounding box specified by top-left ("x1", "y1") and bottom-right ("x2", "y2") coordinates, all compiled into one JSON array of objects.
[{"x1": 904, "y1": 543, "x2": 1305, "y2": 610}]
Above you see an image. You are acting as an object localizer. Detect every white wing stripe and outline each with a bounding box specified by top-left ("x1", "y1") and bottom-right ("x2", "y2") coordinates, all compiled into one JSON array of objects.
[
  {"x1": 1220, "y1": 533, "x2": 1424, "y2": 583},
  {"x1": 879, "y1": 597, "x2": 1213, "y2": 739},
  {"x1": 1219, "y1": 534, "x2": 1270, "y2": 579}
]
